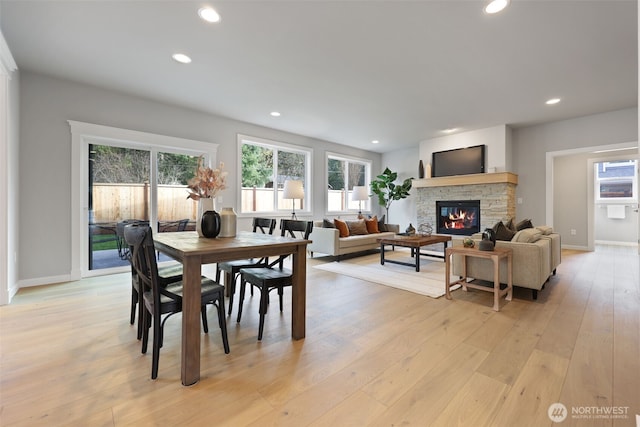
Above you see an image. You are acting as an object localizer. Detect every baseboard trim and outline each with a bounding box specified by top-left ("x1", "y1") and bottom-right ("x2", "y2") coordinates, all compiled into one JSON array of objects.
[
  {"x1": 562, "y1": 244, "x2": 590, "y2": 251},
  {"x1": 18, "y1": 274, "x2": 74, "y2": 289},
  {"x1": 594, "y1": 240, "x2": 639, "y2": 247}
]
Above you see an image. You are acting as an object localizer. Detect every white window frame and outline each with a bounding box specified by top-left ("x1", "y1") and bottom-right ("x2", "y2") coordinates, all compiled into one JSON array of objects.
[
  {"x1": 70, "y1": 121, "x2": 218, "y2": 279},
  {"x1": 325, "y1": 152, "x2": 372, "y2": 215},
  {"x1": 237, "y1": 134, "x2": 312, "y2": 217},
  {"x1": 595, "y1": 159, "x2": 638, "y2": 203}
]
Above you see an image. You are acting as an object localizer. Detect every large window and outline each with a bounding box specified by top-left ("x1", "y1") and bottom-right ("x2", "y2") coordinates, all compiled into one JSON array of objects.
[
  {"x1": 71, "y1": 121, "x2": 217, "y2": 278},
  {"x1": 327, "y1": 153, "x2": 371, "y2": 213},
  {"x1": 595, "y1": 159, "x2": 637, "y2": 201},
  {"x1": 238, "y1": 135, "x2": 311, "y2": 215}
]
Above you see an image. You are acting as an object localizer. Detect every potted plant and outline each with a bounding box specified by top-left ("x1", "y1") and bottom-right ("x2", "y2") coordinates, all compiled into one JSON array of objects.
[{"x1": 370, "y1": 167, "x2": 413, "y2": 223}]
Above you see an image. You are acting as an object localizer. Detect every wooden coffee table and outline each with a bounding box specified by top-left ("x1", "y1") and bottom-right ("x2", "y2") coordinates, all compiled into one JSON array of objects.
[{"x1": 377, "y1": 234, "x2": 452, "y2": 272}]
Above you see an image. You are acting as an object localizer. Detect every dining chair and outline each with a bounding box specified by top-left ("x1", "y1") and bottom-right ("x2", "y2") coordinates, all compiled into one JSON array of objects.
[
  {"x1": 124, "y1": 224, "x2": 230, "y2": 379},
  {"x1": 214, "y1": 217, "x2": 277, "y2": 315},
  {"x1": 238, "y1": 219, "x2": 313, "y2": 340}
]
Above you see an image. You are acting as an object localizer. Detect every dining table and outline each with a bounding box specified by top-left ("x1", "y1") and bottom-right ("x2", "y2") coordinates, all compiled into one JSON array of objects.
[{"x1": 154, "y1": 230, "x2": 311, "y2": 386}]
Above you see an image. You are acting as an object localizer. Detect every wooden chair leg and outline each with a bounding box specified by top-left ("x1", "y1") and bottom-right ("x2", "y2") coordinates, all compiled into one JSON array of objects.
[
  {"x1": 141, "y1": 307, "x2": 150, "y2": 354},
  {"x1": 201, "y1": 306, "x2": 209, "y2": 333},
  {"x1": 237, "y1": 279, "x2": 248, "y2": 323},
  {"x1": 130, "y1": 288, "x2": 137, "y2": 325},
  {"x1": 151, "y1": 313, "x2": 161, "y2": 379},
  {"x1": 278, "y1": 287, "x2": 284, "y2": 312},
  {"x1": 216, "y1": 295, "x2": 230, "y2": 354},
  {"x1": 258, "y1": 286, "x2": 269, "y2": 341}
]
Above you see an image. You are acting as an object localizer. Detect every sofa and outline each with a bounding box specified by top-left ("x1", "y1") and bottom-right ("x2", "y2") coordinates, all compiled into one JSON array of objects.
[
  {"x1": 451, "y1": 225, "x2": 561, "y2": 299},
  {"x1": 308, "y1": 219, "x2": 400, "y2": 257}
]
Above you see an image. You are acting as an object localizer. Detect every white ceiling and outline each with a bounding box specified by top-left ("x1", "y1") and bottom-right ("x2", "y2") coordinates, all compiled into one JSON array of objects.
[{"x1": 1, "y1": 0, "x2": 637, "y2": 153}]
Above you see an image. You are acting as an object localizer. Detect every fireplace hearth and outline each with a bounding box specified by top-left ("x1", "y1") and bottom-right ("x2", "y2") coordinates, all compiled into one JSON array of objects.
[{"x1": 436, "y1": 200, "x2": 481, "y2": 235}]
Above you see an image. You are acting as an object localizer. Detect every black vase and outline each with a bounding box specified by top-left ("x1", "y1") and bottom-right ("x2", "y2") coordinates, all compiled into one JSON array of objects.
[
  {"x1": 418, "y1": 160, "x2": 425, "y2": 179},
  {"x1": 201, "y1": 210, "x2": 221, "y2": 238}
]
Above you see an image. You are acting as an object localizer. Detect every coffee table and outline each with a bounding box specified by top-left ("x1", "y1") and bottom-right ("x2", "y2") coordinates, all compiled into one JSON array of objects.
[{"x1": 377, "y1": 234, "x2": 452, "y2": 272}]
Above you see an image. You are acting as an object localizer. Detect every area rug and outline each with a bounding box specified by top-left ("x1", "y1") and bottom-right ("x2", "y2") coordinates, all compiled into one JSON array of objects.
[{"x1": 313, "y1": 250, "x2": 460, "y2": 298}]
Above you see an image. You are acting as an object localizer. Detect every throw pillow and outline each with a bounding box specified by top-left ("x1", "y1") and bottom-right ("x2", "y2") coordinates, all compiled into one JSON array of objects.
[
  {"x1": 365, "y1": 216, "x2": 380, "y2": 233},
  {"x1": 346, "y1": 219, "x2": 368, "y2": 235},
  {"x1": 493, "y1": 221, "x2": 516, "y2": 241},
  {"x1": 512, "y1": 228, "x2": 542, "y2": 243},
  {"x1": 505, "y1": 218, "x2": 516, "y2": 232},
  {"x1": 334, "y1": 218, "x2": 350, "y2": 238},
  {"x1": 516, "y1": 218, "x2": 534, "y2": 231},
  {"x1": 322, "y1": 218, "x2": 336, "y2": 229},
  {"x1": 536, "y1": 225, "x2": 553, "y2": 235}
]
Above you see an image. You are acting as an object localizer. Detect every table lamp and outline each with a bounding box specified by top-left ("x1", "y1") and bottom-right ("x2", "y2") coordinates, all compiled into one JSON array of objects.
[
  {"x1": 351, "y1": 186, "x2": 369, "y2": 219},
  {"x1": 283, "y1": 180, "x2": 304, "y2": 219}
]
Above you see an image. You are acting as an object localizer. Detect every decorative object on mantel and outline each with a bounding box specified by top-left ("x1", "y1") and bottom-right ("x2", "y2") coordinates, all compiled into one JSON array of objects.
[
  {"x1": 418, "y1": 223, "x2": 433, "y2": 236},
  {"x1": 186, "y1": 156, "x2": 228, "y2": 238},
  {"x1": 370, "y1": 167, "x2": 413, "y2": 224},
  {"x1": 418, "y1": 160, "x2": 425, "y2": 179},
  {"x1": 218, "y1": 207, "x2": 237, "y2": 237},
  {"x1": 425, "y1": 162, "x2": 432, "y2": 178}
]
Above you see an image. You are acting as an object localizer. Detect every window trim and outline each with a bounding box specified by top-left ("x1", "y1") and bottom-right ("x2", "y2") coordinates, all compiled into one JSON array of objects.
[
  {"x1": 70, "y1": 120, "x2": 218, "y2": 279},
  {"x1": 237, "y1": 134, "x2": 312, "y2": 217},
  {"x1": 325, "y1": 151, "x2": 372, "y2": 215}
]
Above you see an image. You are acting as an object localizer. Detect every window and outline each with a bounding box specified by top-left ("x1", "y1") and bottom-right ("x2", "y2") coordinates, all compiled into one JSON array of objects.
[
  {"x1": 71, "y1": 121, "x2": 217, "y2": 278},
  {"x1": 238, "y1": 135, "x2": 311, "y2": 215},
  {"x1": 327, "y1": 153, "x2": 371, "y2": 213},
  {"x1": 595, "y1": 159, "x2": 637, "y2": 201}
]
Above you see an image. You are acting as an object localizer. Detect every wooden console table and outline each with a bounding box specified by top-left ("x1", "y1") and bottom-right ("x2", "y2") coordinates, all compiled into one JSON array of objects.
[{"x1": 445, "y1": 246, "x2": 513, "y2": 311}]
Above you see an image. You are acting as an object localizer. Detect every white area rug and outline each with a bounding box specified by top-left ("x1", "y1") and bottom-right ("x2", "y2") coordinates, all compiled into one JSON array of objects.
[{"x1": 313, "y1": 250, "x2": 460, "y2": 298}]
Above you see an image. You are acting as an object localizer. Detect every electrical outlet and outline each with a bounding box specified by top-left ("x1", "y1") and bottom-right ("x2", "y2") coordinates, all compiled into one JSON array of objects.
[
  {"x1": 570, "y1": 229, "x2": 577, "y2": 236},
  {"x1": 517, "y1": 198, "x2": 523, "y2": 204}
]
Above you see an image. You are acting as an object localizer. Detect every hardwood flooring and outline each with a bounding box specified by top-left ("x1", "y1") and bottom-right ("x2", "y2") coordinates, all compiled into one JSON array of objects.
[{"x1": 1, "y1": 246, "x2": 638, "y2": 426}]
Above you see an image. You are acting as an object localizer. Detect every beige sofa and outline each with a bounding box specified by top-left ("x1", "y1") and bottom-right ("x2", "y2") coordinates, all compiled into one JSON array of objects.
[
  {"x1": 308, "y1": 220, "x2": 399, "y2": 257},
  {"x1": 451, "y1": 227, "x2": 561, "y2": 299}
]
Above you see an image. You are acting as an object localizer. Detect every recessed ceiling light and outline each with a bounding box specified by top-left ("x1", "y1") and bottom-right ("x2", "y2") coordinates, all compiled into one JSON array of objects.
[
  {"x1": 172, "y1": 53, "x2": 192, "y2": 64},
  {"x1": 198, "y1": 7, "x2": 221, "y2": 23},
  {"x1": 484, "y1": 0, "x2": 509, "y2": 14},
  {"x1": 442, "y1": 128, "x2": 458, "y2": 134},
  {"x1": 546, "y1": 98, "x2": 561, "y2": 105},
  {"x1": 270, "y1": 111, "x2": 281, "y2": 117},
  {"x1": 371, "y1": 140, "x2": 380, "y2": 144}
]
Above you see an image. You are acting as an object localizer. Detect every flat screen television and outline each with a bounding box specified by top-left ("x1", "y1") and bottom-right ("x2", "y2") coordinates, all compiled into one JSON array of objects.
[{"x1": 432, "y1": 145, "x2": 485, "y2": 177}]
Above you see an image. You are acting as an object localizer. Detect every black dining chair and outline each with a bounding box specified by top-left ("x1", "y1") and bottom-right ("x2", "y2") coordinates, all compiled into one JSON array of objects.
[
  {"x1": 124, "y1": 224, "x2": 230, "y2": 379},
  {"x1": 214, "y1": 217, "x2": 277, "y2": 315},
  {"x1": 238, "y1": 219, "x2": 313, "y2": 340}
]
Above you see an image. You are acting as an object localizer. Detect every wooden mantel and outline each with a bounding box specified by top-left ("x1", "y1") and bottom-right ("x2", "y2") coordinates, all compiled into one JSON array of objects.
[{"x1": 412, "y1": 172, "x2": 518, "y2": 188}]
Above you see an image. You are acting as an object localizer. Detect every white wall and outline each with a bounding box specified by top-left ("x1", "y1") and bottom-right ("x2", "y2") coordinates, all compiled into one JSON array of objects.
[
  {"x1": 18, "y1": 71, "x2": 382, "y2": 284},
  {"x1": 513, "y1": 108, "x2": 638, "y2": 246},
  {"x1": 381, "y1": 146, "x2": 420, "y2": 230},
  {"x1": 419, "y1": 125, "x2": 512, "y2": 174}
]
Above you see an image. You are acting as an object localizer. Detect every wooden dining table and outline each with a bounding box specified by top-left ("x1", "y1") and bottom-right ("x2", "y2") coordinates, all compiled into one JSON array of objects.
[{"x1": 154, "y1": 231, "x2": 311, "y2": 386}]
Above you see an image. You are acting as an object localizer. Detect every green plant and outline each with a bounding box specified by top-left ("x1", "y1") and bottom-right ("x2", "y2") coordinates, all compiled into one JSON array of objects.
[{"x1": 370, "y1": 167, "x2": 413, "y2": 222}]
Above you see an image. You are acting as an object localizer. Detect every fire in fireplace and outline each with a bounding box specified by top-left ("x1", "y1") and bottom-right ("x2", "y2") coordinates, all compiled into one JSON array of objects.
[{"x1": 436, "y1": 200, "x2": 481, "y2": 235}]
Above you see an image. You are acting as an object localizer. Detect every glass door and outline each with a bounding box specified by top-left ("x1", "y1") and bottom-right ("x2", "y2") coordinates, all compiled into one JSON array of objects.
[{"x1": 88, "y1": 144, "x2": 150, "y2": 271}]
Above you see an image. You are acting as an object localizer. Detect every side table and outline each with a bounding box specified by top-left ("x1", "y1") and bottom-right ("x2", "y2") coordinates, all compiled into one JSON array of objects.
[{"x1": 445, "y1": 246, "x2": 513, "y2": 311}]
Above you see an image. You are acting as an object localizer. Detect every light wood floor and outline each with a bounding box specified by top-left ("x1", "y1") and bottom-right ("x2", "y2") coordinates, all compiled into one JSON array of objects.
[{"x1": 1, "y1": 246, "x2": 638, "y2": 426}]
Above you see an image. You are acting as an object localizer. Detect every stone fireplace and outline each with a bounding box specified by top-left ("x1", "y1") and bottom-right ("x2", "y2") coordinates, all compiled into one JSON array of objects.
[{"x1": 414, "y1": 172, "x2": 517, "y2": 236}]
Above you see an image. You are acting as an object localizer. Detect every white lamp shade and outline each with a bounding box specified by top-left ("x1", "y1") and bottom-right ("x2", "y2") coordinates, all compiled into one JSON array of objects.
[
  {"x1": 283, "y1": 180, "x2": 304, "y2": 199},
  {"x1": 351, "y1": 186, "x2": 369, "y2": 201}
]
